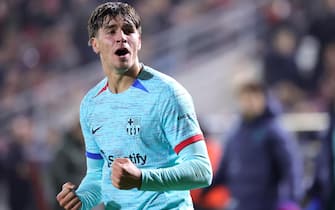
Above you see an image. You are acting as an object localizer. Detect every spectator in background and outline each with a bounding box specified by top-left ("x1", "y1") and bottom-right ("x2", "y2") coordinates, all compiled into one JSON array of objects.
[
  {"x1": 3, "y1": 115, "x2": 36, "y2": 210},
  {"x1": 263, "y1": 24, "x2": 306, "y2": 112},
  {"x1": 306, "y1": 41, "x2": 335, "y2": 210},
  {"x1": 305, "y1": 103, "x2": 335, "y2": 210},
  {"x1": 69, "y1": 0, "x2": 100, "y2": 65},
  {"x1": 307, "y1": 0, "x2": 335, "y2": 94},
  {"x1": 49, "y1": 122, "x2": 85, "y2": 210},
  {"x1": 318, "y1": 41, "x2": 335, "y2": 109},
  {"x1": 206, "y1": 72, "x2": 303, "y2": 210}
]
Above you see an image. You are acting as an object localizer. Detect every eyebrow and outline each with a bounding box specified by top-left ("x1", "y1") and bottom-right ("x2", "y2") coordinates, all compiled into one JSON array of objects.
[
  {"x1": 103, "y1": 25, "x2": 117, "y2": 30},
  {"x1": 102, "y1": 22, "x2": 134, "y2": 30}
]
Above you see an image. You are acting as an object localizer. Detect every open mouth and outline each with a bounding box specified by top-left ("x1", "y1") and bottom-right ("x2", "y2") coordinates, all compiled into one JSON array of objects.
[{"x1": 115, "y1": 48, "x2": 130, "y2": 56}]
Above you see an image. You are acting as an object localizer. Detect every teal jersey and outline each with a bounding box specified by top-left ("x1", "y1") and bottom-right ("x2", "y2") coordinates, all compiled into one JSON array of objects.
[{"x1": 77, "y1": 65, "x2": 205, "y2": 209}]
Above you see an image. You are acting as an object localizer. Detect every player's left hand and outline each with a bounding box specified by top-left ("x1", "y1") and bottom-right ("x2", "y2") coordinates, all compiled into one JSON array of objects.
[{"x1": 111, "y1": 158, "x2": 142, "y2": 189}]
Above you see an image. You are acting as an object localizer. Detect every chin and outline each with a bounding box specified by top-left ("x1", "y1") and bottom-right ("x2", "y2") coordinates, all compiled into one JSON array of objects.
[
  {"x1": 115, "y1": 66, "x2": 130, "y2": 74},
  {"x1": 113, "y1": 61, "x2": 130, "y2": 71}
]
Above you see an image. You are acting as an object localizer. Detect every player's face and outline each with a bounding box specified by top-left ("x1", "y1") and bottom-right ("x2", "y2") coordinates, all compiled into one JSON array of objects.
[{"x1": 91, "y1": 16, "x2": 141, "y2": 74}]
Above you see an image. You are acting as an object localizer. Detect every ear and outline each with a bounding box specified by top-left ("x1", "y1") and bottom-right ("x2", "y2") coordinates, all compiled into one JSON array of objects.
[{"x1": 91, "y1": 38, "x2": 100, "y2": 54}]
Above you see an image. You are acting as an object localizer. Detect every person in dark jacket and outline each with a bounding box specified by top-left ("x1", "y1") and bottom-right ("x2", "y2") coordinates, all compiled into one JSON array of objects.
[
  {"x1": 4, "y1": 115, "x2": 36, "y2": 210},
  {"x1": 306, "y1": 104, "x2": 335, "y2": 210},
  {"x1": 207, "y1": 74, "x2": 303, "y2": 210}
]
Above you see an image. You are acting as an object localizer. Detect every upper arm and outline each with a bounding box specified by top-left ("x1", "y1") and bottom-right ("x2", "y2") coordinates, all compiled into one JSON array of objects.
[
  {"x1": 79, "y1": 97, "x2": 104, "y2": 171},
  {"x1": 178, "y1": 140, "x2": 210, "y2": 162},
  {"x1": 75, "y1": 97, "x2": 104, "y2": 209},
  {"x1": 160, "y1": 84, "x2": 204, "y2": 154}
]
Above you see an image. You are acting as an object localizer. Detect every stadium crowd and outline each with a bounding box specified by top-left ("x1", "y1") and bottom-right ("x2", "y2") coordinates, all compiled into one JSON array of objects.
[{"x1": 0, "y1": 0, "x2": 335, "y2": 209}]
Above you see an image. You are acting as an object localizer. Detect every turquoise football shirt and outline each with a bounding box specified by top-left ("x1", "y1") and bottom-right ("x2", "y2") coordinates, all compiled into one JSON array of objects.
[{"x1": 76, "y1": 65, "x2": 210, "y2": 209}]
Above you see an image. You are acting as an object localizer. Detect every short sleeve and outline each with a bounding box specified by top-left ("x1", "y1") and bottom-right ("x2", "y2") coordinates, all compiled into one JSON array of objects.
[{"x1": 160, "y1": 83, "x2": 204, "y2": 154}]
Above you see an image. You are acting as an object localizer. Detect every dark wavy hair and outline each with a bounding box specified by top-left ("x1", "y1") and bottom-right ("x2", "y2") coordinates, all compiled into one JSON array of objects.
[{"x1": 87, "y1": 2, "x2": 141, "y2": 45}]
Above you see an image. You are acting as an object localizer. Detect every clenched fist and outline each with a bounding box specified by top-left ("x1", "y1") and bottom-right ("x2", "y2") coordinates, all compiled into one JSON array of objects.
[
  {"x1": 56, "y1": 182, "x2": 82, "y2": 210},
  {"x1": 111, "y1": 158, "x2": 142, "y2": 189}
]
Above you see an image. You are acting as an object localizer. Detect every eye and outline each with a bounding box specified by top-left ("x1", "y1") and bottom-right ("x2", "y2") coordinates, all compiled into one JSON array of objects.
[
  {"x1": 122, "y1": 25, "x2": 135, "y2": 35},
  {"x1": 107, "y1": 29, "x2": 116, "y2": 34},
  {"x1": 103, "y1": 27, "x2": 116, "y2": 35}
]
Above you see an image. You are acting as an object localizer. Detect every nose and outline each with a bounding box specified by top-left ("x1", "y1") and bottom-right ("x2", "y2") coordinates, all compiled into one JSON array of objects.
[{"x1": 115, "y1": 29, "x2": 126, "y2": 43}]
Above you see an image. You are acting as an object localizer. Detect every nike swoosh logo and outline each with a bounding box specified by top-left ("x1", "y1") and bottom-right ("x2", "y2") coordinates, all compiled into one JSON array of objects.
[{"x1": 92, "y1": 126, "x2": 102, "y2": 134}]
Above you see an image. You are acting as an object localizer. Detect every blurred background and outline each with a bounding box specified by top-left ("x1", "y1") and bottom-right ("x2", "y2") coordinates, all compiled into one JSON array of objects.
[{"x1": 0, "y1": 0, "x2": 335, "y2": 209}]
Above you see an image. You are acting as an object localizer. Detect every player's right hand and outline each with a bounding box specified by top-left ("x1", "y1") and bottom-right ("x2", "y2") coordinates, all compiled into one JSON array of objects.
[{"x1": 56, "y1": 182, "x2": 82, "y2": 210}]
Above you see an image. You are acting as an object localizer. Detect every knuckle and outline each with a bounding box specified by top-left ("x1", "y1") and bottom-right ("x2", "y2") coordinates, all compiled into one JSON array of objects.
[
  {"x1": 59, "y1": 201, "x2": 65, "y2": 207},
  {"x1": 62, "y1": 182, "x2": 69, "y2": 188}
]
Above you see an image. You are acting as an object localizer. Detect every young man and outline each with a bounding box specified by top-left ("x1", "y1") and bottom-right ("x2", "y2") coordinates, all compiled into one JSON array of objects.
[{"x1": 56, "y1": 2, "x2": 212, "y2": 210}]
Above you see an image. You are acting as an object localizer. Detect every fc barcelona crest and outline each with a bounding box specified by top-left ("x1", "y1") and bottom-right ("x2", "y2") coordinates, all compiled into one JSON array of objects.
[{"x1": 126, "y1": 117, "x2": 141, "y2": 136}]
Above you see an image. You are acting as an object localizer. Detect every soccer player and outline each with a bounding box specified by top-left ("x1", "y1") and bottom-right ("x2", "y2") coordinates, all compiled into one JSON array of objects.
[{"x1": 56, "y1": 2, "x2": 212, "y2": 210}]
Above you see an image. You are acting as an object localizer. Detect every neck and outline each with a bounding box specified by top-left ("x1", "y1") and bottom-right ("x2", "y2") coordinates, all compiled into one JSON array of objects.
[{"x1": 106, "y1": 63, "x2": 141, "y2": 94}]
